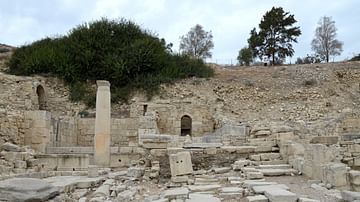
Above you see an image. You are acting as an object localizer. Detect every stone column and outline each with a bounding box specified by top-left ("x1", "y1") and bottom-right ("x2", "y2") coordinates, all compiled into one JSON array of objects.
[{"x1": 94, "y1": 80, "x2": 111, "y2": 167}]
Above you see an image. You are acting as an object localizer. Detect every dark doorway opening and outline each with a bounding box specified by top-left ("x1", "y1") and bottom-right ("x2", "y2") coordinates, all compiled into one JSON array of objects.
[
  {"x1": 181, "y1": 115, "x2": 192, "y2": 136},
  {"x1": 36, "y1": 85, "x2": 46, "y2": 110}
]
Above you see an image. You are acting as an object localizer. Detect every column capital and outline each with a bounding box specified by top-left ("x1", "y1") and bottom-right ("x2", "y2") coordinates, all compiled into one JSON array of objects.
[{"x1": 96, "y1": 80, "x2": 110, "y2": 87}]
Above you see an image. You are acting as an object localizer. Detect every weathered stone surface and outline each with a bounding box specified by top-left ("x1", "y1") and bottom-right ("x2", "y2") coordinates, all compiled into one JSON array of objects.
[
  {"x1": 116, "y1": 189, "x2": 136, "y2": 202},
  {"x1": 246, "y1": 195, "x2": 269, "y2": 202},
  {"x1": 221, "y1": 187, "x2": 243, "y2": 193},
  {"x1": 0, "y1": 178, "x2": 59, "y2": 201},
  {"x1": 264, "y1": 188, "x2": 297, "y2": 202},
  {"x1": 243, "y1": 181, "x2": 277, "y2": 189},
  {"x1": 252, "y1": 184, "x2": 290, "y2": 194},
  {"x1": 349, "y1": 170, "x2": 360, "y2": 185},
  {"x1": 188, "y1": 184, "x2": 221, "y2": 192},
  {"x1": 322, "y1": 163, "x2": 348, "y2": 187},
  {"x1": 247, "y1": 172, "x2": 264, "y2": 179},
  {"x1": 259, "y1": 168, "x2": 297, "y2": 176},
  {"x1": 163, "y1": 187, "x2": 189, "y2": 200},
  {"x1": 310, "y1": 136, "x2": 339, "y2": 145},
  {"x1": 169, "y1": 151, "x2": 193, "y2": 176},
  {"x1": 172, "y1": 176, "x2": 189, "y2": 183},
  {"x1": 298, "y1": 198, "x2": 320, "y2": 202},
  {"x1": 341, "y1": 191, "x2": 360, "y2": 201},
  {"x1": 186, "y1": 193, "x2": 221, "y2": 202},
  {"x1": 213, "y1": 167, "x2": 231, "y2": 174},
  {"x1": 127, "y1": 167, "x2": 145, "y2": 178},
  {"x1": 1, "y1": 142, "x2": 21, "y2": 152}
]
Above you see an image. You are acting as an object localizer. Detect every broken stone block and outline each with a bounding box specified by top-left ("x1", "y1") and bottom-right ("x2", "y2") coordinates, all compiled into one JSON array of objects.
[
  {"x1": 250, "y1": 154, "x2": 261, "y2": 161},
  {"x1": 0, "y1": 178, "x2": 59, "y2": 201},
  {"x1": 26, "y1": 158, "x2": 39, "y2": 167},
  {"x1": 220, "y1": 187, "x2": 244, "y2": 199},
  {"x1": 264, "y1": 188, "x2": 297, "y2": 202},
  {"x1": 127, "y1": 167, "x2": 145, "y2": 178},
  {"x1": 171, "y1": 176, "x2": 189, "y2": 183},
  {"x1": 298, "y1": 198, "x2": 320, "y2": 202},
  {"x1": 322, "y1": 163, "x2": 348, "y2": 187},
  {"x1": 213, "y1": 167, "x2": 231, "y2": 174},
  {"x1": 188, "y1": 184, "x2": 221, "y2": 192},
  {"x1": 14, "y1": 160, "x2": 27, "y2": 169},
  {"x1": 116, "y1": 189, "x2": 136, "y2": 202},
  {"x1": 259, "y1": 168, "x2": 297, "y2": 176},
  {"x1": 341, "y1": 190, "x2": 360, "y2": 201},
  {"x1": 246, "y1": 195, "x2": 269, "y2": 202},
  {"x1": 169, "y1": 151, "x2": 193, "y2": 177},
  {"x1": 246, "y1": 172, "x2": 264, "y2": 180},
  {"x1": 252, "y1": 184, "x2": 290, "y2": 194},
  {"x1": 187, "y1": 193, "x2": 221, "y2": 202},
  {"x1": 1, "y1": 142, "x2": 21, "y2": 152},
  {"x1": 163, "y1": 187, "x2": 189, "y2": 200},
  {"x1": 88, "y1": 165, "x2": 99, "y2": 178},
  {"x1": 232, "y1": 159, "x2": 250, "y2": 170},
  {"x1": 310, "y1": 136, "x2": 338, "y2": 145},
  {"x1": 260, "y1": 153, "x2": 281, "y2": 161}
]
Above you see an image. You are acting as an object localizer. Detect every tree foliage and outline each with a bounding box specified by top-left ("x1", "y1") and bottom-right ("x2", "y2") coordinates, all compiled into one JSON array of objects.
[
  {"x1": 350, "y1": 54, "x2": 360, "y2": 61},
  {"x1": 8, "y1": 18, "x2": 214, "y2": 106},
  {"x1": 237, "y1": 47, "x2": 253, "y2": 66},
  {"x1": 179, "y1": 24, "x2": 214, "y2": 60},
  {"x1": 311, "y1": 16, "x2": 343, "y2": 63},
  {"x1": 248, "y1": 7, "x2": 301, "y2": 65}
]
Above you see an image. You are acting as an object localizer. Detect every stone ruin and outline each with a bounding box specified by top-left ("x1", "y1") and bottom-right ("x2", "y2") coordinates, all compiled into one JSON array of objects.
[{"x1": 1, "y1": 76, "x2": 360, "y2": 202}]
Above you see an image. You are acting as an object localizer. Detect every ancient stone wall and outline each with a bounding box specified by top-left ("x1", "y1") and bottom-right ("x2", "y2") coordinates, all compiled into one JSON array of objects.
[
  {"x1": 77, "y1": 118, "x2": 138, "y2": 147},
  {"x1": 144, "y1": 102, "x2": 215, "y2": 136}
]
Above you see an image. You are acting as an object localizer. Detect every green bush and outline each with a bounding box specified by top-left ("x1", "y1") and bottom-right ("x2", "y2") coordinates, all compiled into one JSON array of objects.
[{"x1": 8, "y1": 18, "x2": 213, "y2": 105}]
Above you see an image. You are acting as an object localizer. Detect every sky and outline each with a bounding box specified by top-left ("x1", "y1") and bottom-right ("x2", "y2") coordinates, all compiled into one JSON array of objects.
[{"x1": 0, "y1": 0, "x2": 359, "y2": 64}]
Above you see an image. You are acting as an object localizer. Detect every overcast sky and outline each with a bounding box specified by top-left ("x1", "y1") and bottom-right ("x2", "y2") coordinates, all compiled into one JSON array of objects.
[{"x1": 0, "y1": 0, "x2": 359, "y2": 64}]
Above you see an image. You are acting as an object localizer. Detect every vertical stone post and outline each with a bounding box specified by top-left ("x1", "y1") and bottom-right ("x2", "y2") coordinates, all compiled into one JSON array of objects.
[{"x1": 94, "y1": 80, "x2": 111, "y2": 167}]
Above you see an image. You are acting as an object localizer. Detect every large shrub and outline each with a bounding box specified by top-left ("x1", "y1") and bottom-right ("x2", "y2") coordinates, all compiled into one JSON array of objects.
[{"x1": 8, "y1": 18, "x2": 213, "y2": 105}]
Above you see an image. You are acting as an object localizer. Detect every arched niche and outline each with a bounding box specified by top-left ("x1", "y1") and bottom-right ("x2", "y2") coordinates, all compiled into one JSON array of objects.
[
  {"x1": 181, "y1": 115, "x2": 192, "y2": 136},
  {"x1": 36, "y1": 85, "x2": 46, "y2": 110}
]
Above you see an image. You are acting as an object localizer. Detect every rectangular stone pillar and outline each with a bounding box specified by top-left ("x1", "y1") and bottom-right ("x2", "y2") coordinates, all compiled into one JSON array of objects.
[{"x1": 94, "y1": 80, "x2": 111, "y2": 167}]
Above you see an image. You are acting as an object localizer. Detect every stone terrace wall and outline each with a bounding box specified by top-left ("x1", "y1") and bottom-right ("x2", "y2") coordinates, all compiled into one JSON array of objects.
[
  {"x1": 77, "y1": 118, "x2": 139, "y2": 147},
  {"x1": 144, "y1": 101, "x2": 215, "y2": 136}
]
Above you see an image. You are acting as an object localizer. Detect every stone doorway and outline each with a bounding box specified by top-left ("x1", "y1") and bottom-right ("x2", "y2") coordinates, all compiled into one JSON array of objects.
[
  {"x1": 36, "y1": 85, "x2": 46, "y2": 110},
  {"x1": 181, "y1": 115, "x2": 192, "y2": 136}
]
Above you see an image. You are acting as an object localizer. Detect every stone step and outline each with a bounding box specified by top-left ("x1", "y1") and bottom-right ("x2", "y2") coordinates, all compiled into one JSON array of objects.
[
  {"x1": 188, "y1": 184, "x2": 222, "y2": 192},
  {"x1": 258, "y1": 168, "x2": 298, "y2": 176},
  {"x1": 243, "y1": 181, "x2": 277, "y2": 189},
  {"x1": 264, "y1": 188, "x2": 297, "y2": 202},
  {"x1": 256, "y1": 164, "x2": 292, "y2": 170},
  {"x1": 252, "y1": 184, "x2": 290, "y2": 194}
]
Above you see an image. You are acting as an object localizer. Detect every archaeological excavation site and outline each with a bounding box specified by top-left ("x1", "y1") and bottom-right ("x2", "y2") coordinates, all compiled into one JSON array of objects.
[{"x1": 1, "y1": 48, "x2": 360, "y2": 201}]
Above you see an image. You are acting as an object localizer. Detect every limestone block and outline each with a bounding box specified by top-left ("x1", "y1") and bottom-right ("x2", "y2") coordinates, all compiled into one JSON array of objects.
[
  {"x1": 260, "y1": 153, "x2": 281, "y2": 161},
  {"x1": 169, "y1": 151, "x2": 193, "y2": 176},
  {"x1": 116, "y1": 190, "x2": 136, "y2": 202},
  {"x1": 254, "y1": 130, "x2": 271, "y2": 137},
  {"x1": 171, "y1": 176, "x2": 189, "y2": 183},
  {"x1": 298, "y1": 198, "x2": 320, "y2": 202},
  {"x1": 264, "y1": 188, "x2": 297, "y2": 202},
  {"x1": 163, "y1": 188, "x2": 189, "y2": 200},
  {"x1": 348, "y1": 144, "x2": 360, "y2": 153},
  {"x1": 1, "y1": 142, "x2": 21, "y2": 152},
  {"x1": 341, "y1": 191, "x2": 360, "y2": 201},
  {"x1": 14, "y1": 160, "x2": 27, "y2": 169},
  {"x1": 26, "y1": 158, "x2": 39, "y2": 167},
  {"x1": 247, "y1": 172, "x2": 264, "y2": 180},
  {"x1": 322, "y1": 163, "x2": 348, "y2": 187},
  {"x1": 310, "y1": 136, "x2": 339, "y2": 145},
  {"x1": 213, "y1": 167, "x2": 231, "y2": 174},
  {"x1": 252, "y1": 184, "x2": 290, "y2": 194},
  {"x1": 188, "y1": 184, "x2": 221, "y2": 192},
  {"x1": 250, "y1": 154, "x2": 261, "y2": 161},
  {"x1": 127, "y1": 167, "x2": 145, "y2": 178},
  {"x1": 246, "y1": 195, "x2": 269, "y2": 202},
  {"x1": 0, "y1": 178, "x2": 59, "y2": 201},
  {"x1": 354, "y1": 157, "x2": 360, "y2": 166}
]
